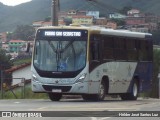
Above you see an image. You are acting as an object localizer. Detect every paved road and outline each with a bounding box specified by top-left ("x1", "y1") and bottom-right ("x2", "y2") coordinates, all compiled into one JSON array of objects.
[{"x1": 0, "y1": 98, "x2": 160, "y2": 120}]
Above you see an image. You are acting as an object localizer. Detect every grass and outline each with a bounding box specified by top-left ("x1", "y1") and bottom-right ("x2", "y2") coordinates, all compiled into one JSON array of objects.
[
  {"x1": 139, "y1": 92, "x2": 151, "y2": 99},
  {"x1": 13, "y1": 58, "x2": 31, "y2": 66},
  {"x1": 0, "y1": 85, "x2": 48, "y2": 99}
]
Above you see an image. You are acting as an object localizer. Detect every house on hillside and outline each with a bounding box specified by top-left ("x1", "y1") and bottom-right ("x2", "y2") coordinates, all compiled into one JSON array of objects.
[
  {"x1": 95, "y1": 17, "x2": 108, "y2": 25},
  {"x1": 125, "y1": 17, "x2": 146, "y2": 26},
  {"x1": 59, "y1": 10, "x2": 86, "y2": 19},
  {"x1": 9, "y1": 40, "x2": 26, "y2": 53},
  {"x1": 109, "y1": 13, "x2": 126, "y2": 19},
  {"x1": 0, "y1": 32, "x2": 7, "y2": 43},
  {"x1": 32, "y1": 20, "x2": 65, "y2": 28},
  {"x1": 72, "y1": 15, "x2": 93, "y2": 25},
  {"x1": 106, "y1": 21, "x2": 117, "y2": 29},
  {"x1": 42, "y1": 22, "x2": 52, "y2": 27},
  {"x1": 86, "y1": 11, "x2": 99, "y2": 19},
  {"x1": 2, "y1": 43, "x2": 9, "y2": 51},
  {"x1": 32, "y1": 21, "x2": 44, "y2": 29},
  {"x1": 67, "y1": 10, "x2": 77, "y2": 15},
  {"x1": 127, "y1": 9, "x2": 140, "y2": 16}
]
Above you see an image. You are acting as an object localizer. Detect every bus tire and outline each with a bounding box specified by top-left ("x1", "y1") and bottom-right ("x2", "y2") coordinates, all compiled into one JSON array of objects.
[
  {"x1": 48, "y1": 93, "x2": 62, "y2": 101},
  {"x1": 92, "y1": 81, "x2": 106, "y2": 101},
  {"x1": 120, "y1": 81, "x2": 138, "y2": 100},
  {"x1": 82, "y1": 81, "x2": 106, "y2": 101}
]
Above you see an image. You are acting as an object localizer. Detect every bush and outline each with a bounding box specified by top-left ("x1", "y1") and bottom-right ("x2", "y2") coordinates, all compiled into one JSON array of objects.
[{"x1": 151, "y1": 49, "x2": 160, "y2": 98}]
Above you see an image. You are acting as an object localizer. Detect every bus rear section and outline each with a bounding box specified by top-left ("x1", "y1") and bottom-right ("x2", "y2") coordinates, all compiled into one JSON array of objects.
[{"x1": 88, "y1": 30, "x2": 152, "y2": 101}]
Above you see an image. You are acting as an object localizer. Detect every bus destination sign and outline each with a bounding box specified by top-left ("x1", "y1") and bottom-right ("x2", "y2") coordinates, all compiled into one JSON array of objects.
[{"x1": 44, "y1": 31, "x2": 81, "y2": 37}]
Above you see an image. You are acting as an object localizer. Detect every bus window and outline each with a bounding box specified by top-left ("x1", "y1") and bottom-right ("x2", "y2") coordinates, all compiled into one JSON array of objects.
[
  {"x1": 114, "y1": 37, "x2": 126, "y2": 60},
  {"x1": 126, "y1": 39, "x2": 138, "y2": 61},
  {"x1": 103, "y1": 36, "x2": 114, "y2": 60},
  {"x1": 90, "y1": 35, "x2": 100, "y2": 61},
  {"x1": 139, "y1": 40, "x2": 148, "y2": 61},
  {"x1": 147, "y1": 40, "x2": 153, "y2": 61},
  {"x1": 90, "y1": 41, "x2": 100, "y2": 61}
]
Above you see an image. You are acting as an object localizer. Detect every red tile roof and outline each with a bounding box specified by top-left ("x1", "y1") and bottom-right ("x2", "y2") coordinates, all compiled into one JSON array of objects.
[
  {"x1": 73, "y1": 16, "x2": 93, "y2": 19},
  {"x1": 5, "y1": 62, "x2": 31, "y2": 73},
  {"x1": 10, "y1": 40, "x2": 25, "y2": 43}
]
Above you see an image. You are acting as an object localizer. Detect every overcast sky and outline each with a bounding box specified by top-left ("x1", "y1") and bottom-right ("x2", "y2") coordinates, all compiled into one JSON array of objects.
[{"x1": 0, "y1": 0, "x2": 32, "y2": 6}]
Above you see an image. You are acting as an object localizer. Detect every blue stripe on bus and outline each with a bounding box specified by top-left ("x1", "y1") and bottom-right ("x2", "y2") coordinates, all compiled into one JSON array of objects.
[{"x1": 128, "y1": 62, "x2": 152, "y2": 93}]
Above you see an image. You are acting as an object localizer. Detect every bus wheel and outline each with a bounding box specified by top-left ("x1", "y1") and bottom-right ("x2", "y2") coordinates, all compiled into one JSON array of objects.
[
  {"x1": 82, "y1": 81, "x2": 106, "y2": 101},
  {"x1": 121, "y1": 81, "x2": 138, "y2": 100},
  {"x1": 93, "y1": 81, "x2": 106, "y2": 101},
  {"x1": 48, "y1": 93, "x2": 62, "y2": 101}
]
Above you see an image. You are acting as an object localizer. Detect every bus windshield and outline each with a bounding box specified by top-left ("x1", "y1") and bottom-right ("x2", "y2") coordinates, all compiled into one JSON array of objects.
[{"x1": 34, "y1": 36, "x2": 87, "y2": 72}]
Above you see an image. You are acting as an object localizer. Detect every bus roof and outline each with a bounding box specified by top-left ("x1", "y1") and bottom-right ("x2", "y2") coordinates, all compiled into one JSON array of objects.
[
  {"x1": 100, "y1": 29, "x2": 152, "y2": 39},
  {"x1": 38, "y1": 26, "x2": 152, "y2": 39}
]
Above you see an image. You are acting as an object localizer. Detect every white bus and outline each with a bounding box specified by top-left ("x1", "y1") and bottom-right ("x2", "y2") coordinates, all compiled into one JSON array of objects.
[{"x1": 31, "y1": 26, "x2": 153, "y2": 101}]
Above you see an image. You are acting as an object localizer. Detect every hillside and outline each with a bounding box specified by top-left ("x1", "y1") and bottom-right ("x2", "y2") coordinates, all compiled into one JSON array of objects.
[{"x1": 0, "y1": 0, "x2": 160, "y2": 32}]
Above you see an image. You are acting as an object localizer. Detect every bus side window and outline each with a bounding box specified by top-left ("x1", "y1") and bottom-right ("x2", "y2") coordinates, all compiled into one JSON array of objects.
[
  {"x1": 127, "y1": 39, "x2": 138, "y2": 61},
  {"x1": 139, "y1": 40, "x2": 148, "y2": 61},
  {"x1": 114, "y1": 37, "x2": 126, "y2": 60},
  {"x1": 90, "y1": 41, "x2": 100, "y2": 61},
  {"x1": 103, "y1": 36, "x2": 114, "y2": 60},
  {"x1": 147, "y1": 40, "x2": 153, "y2": 61},
  {"x1": 90, "y1": 35, "x2": 100, "y2": 61},
  {"x1": 34, "y1": 41, "x2": 40, "y2": 65}
]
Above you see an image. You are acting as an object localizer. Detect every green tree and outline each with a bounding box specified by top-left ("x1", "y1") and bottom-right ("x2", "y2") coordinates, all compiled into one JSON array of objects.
[
  {"x1": 44, "y1": 16, "x2": 51, "y2": 22},
  {"x1": 151, "y1": 49, "x2": 160, "y2": 98},
  {"x1": 0, "y1": 49, "x2": 13, "y2": 88},
  {"x1": 110, "y1": 18, "x2": 126, "y2": 26},
  {"x1": 152, "y1": 30, "x2": 160, "y2": 45},
  {"x1": 12, "y1": 25, "x2": 35, "y2": 41},
  {"x1": 0, "y1": 49, "x2": 12, "y2": 71},
  {"x1": 119, "y1": 6, "x2": 132, "y2": 15}
]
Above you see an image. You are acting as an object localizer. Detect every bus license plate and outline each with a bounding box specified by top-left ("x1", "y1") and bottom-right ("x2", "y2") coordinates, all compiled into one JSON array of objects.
[{"x1": 52, "y1": 89, "x2": 62, "y2": 93}]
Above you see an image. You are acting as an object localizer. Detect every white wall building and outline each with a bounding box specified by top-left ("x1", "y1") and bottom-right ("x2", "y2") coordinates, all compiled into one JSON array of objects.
[
  {"x1": 127, "y1": 9, "x2": 140, "y2": 15},
  {"x1": 86, "y1": 11, "x2": 99, "y2": 19},
  {"x1": 109, "y1": 13, "x2": 126, "y2": 19},
  {"x1": 6, "y1": 63, "x2": 31, "y2": 86}
]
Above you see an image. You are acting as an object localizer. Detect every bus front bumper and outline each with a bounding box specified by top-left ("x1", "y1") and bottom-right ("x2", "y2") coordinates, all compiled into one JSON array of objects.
[{"x1": 32, "y1": 80, "x2": 89, "y2": 94}]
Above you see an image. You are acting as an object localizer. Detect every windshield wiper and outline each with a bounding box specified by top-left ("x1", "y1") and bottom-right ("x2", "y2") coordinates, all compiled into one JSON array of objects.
[
  {"x1": 48, "y1": 40, "x2": 75, "y2": 71},
  {"x1": 60, "y1": 40, "x2": 74, "y2": 53},
  {"x1": 48, "y1": 41, "x2": 56, "y2": 53},
  {"x1": 48, "y1": 41, "x2": 60, "y2": 71}
]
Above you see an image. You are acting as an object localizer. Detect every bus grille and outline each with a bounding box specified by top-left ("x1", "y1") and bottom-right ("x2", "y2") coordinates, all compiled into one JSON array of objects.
[{"x1": 42, "y1": 85, "x2": 72, "y2": 92}]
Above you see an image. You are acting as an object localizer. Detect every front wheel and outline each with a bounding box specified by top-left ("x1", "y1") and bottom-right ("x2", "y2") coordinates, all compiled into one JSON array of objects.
[
  {"x1": 95, "y1": 81, "x2": 106, "y2": 101},
  {"x1": 120, "y1": 81, "x2": 139, "y2": 100},
  {"x1": 82, "y1": 81, "x2": 106, "y2": 101},
  {"x1": 48, "y1": 93, "x2": 62, "y2": 101}
]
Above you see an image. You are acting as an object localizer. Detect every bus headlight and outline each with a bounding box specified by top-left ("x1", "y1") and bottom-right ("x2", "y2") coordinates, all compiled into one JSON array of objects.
[
  {"x1": 32, "y1": 74, "x2": 38, "y2": 82},
  {"x1": 76, "y1": 73, "x2": 87, "y2": 83}
]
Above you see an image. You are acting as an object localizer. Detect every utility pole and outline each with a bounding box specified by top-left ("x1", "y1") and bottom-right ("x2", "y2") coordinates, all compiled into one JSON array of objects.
[
  {"x1": 0, "y1": 68, "x2": 4, "y2": 99},
  {"x1": 52, "y1": 0, "x2": 59, "y2": 26}
]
